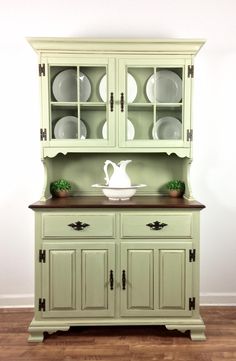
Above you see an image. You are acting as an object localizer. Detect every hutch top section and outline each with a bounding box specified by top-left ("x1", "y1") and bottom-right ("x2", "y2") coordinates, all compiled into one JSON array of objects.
[{"x1": 28, "y1": 38, "x2": 205, "y2": 158}]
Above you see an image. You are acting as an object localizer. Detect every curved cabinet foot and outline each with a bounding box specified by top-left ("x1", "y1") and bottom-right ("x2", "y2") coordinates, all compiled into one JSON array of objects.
[
  {"x1": 166, "y1": 321, "x2": 206, "y2": 341},
  {"x1": 190, "y1": 327, "x2": 206, "y2": 341},
  {"x1": 28, "y1": 318, "x2": 70, "y2": 342}
]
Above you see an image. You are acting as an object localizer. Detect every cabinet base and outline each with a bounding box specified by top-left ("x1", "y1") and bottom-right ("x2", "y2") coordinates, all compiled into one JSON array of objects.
[
  {"x1": 28, "y1": 318, "x2": 70, "y2": 342},
  {"x1": 166, "y1": 320, "x2": 206, "y2": 341},
  {"x1": 28, "y1": 317, "x2": 206, "y2": 342}
]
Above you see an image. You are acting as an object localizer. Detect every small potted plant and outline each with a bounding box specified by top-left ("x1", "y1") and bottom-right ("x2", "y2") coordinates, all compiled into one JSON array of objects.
[
  {"x1": 166, "y1": 180, "x2": 185, "y2": 198},
  {"x1": 50, "y1": 179, "x2": 72, "y2": 198}
]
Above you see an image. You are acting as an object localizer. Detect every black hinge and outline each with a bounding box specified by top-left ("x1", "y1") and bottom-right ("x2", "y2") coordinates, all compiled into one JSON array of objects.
[
  {"x1": 39, "y1": 249, "x2": 46, "y2": 263},
  {"x1": 187, "y1": 129, "x2": 193, "y2": 142},
  {"x1": 188, "y1": 65, "x2": 194, "y2": 78},
  {"x1": 38, "y1": 298, "x2": 46, "y2": 311},
  {"x1": 39, "y1": 63, "x2": 45, "y2": 76},
  {"x1": 40, "y1": 128, "x2": 47, "y2": 141},
  {"x1": 189, "y1": 249, "x2": 196, "y2": 262},
  {"x1": 189, "y1": 297, "x2": 196, "y2": 310}
]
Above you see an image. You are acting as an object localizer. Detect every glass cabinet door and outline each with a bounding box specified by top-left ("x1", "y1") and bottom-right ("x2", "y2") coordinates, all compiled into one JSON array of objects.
[
  {"x1": 43, "y1": 58, "x2": 115, "y2": 147},
  {"x1": 118, "y1": 59, "x2": 191, "y2": 148}
]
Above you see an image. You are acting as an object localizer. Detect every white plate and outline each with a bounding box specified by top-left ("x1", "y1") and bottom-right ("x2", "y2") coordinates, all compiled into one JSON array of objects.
[
  {"x1": 102, "y1": 119, "x2": 135, "y2": 140},
  {"x1": 99, "y1": 73, "x2": 137, "y2": 103},
  {"x1": 52, "y1": 70, "x2": 91, "y2": 102},
  {"x1": 52, "y1": 69, "x2": 77, "y2": 102},
  {"x1": 54, "y1": 116, "x2": 87, "y2": 139},
  {"x1": 152, "y1": 117, "x2": 182, "y2": 140},
  {"x1": 146, "y1": 70, "x2": 182, "y2": 103}
]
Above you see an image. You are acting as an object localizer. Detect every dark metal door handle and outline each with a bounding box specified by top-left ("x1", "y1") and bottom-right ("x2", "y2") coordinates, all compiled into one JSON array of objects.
[
  {"x1": 122, "y1": 270, "x2": 126, "y2": 290},
  {"x1": 110, "y1": 92, "x2": 114, "y2": 112},
  {"x1": 120, "y1": 92, "x2": 124, "y2": 112},
  {"x1": 110, "y1": 270, "x2": 114, "y2": 290}
]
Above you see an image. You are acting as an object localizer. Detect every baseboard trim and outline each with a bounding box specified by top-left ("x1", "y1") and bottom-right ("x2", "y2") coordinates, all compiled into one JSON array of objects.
[
  {"x1": 200, "y1": 293, "x2": 236, "y2": 306},
  {"x1": 0, "y1": 294, "x2": 34, "y2": 308}
]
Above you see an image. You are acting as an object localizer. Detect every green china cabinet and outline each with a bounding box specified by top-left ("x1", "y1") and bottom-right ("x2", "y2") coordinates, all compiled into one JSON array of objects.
[{"x1": 28, "y1": 38, "x2": 206, "y2": 342}]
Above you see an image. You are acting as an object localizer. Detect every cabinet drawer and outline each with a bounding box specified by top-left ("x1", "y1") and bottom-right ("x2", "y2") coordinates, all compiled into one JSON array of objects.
[
  {"x1": 121, "y1": 213, "x2": 193, "y2": 238},
  {"x1": 42, "y1": 213, "x2": 115, "y2": 239}
]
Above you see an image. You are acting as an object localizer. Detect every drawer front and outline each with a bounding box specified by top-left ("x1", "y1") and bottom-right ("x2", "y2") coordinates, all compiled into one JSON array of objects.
[
  {"x1": 42, "y1": 213, "x2": 115, "y2": 239},
  {"x1": 121, "y1": 213, "x2": 193, "y2": 238}
]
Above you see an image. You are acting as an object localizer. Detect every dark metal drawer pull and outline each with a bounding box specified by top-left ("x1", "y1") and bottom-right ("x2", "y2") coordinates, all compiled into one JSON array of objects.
[
  {"x1": 122, "y1": 270, "x2": 126, "y2": 290},
  {"x1": 110, "y1": 270, "x2": 114, "y2": 290},
  {"x1": 68, "y1": 221, "x2": 90, "y2": 231},
  {"x1": 146, "y1": 221, "x2": 168, "y2": 230}
]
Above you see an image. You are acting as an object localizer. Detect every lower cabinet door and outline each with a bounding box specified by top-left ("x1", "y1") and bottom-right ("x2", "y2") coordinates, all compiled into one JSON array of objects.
[
  {"x1": 41, "y1": 242, "x2": 115, "y2": 318},
  {"x1": 120, "y1": 242, "x2": 193, "y2": 317}
]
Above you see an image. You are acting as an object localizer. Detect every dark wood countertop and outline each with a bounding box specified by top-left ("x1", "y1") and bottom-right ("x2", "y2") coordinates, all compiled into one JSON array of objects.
[{"x1": 29, "y1": 196, "x2": 205, "y2": 209}]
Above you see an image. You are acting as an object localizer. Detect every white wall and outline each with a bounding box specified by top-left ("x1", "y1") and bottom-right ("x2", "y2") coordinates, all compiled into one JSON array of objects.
[{"x1": 0, "y1": 0, "x2": 235, "y2": 306}]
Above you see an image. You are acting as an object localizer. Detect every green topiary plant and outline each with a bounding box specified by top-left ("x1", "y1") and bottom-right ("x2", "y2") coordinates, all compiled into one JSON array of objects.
[
  {"x1": 166, "y1": 180, "x2": 185, "y2": 198},
  {"x1": 50, "y1": 179, "x2": 71, "y2": 197}
]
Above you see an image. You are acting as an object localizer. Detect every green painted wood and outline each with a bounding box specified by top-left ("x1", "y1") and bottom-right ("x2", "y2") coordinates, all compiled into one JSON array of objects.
[
  {"x1": 78, "y1": 242, "x2": 115, "y2": 317},
  {"x1": 40, "y1": 55, "x2": 116, "y2": 148},
  {"x1": 28, "y1": 38, "x2": 205, "y2": 55},
  {"x1": 37, "y1": 51, "x2": 195, "y2": 155},
  {"x1": 120, "y1": 243, "x2": 156, "y2": 317},
  {"x1": 42, "y1": 153, "x2": 187, "y2": 197},
  {"x1": 42, "y1": 213, "x2": 115, "y2": 238},
  {"x1": 121, "y1": 212, "x2": 193, "y2": 238},
  {"x1": 118, "y1": 58, "x2": 191, "y2": 149},
  {"x1": 28, "y1": 38, "x2": 205, "y2": 341},
  {"x1": 127, "y1": 250, "x2": 154, "y2": 310},
  {"x1": 159, "y1": 250, "x2": 185, "y2": 309},
  {"x1": 42, "y1": 244, "x2": 79, "y2": 318},
  {"x1": 41, "y1": 242, "x2": 115, "y2": 318},
  {"x1": 81, "y1": 250, "x2": 108, "y2": 310},
  {"x1": 120, "y1": 242, "x2": 193, "y2": 317},
  {"x1": 49, "y1": 250, "x2": 76, "y2": 310}
]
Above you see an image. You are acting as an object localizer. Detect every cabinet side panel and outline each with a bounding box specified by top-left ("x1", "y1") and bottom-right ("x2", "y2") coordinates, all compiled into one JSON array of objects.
[
  {"x1": 49, "y1": 250, "x2": 76, "y2": 310},
  {"x1": 127, "y1": 250, "x2": 154, "y2": 310},
  {"x1": 159, "y1": 250, "x2": 185, "y2": 309},
  {"x1": 81, "y1": 250, "x2": 108, "y2": 310}
]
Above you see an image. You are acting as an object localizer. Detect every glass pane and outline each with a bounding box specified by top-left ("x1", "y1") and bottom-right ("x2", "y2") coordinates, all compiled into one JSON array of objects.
[
  {"x1": 127, "y1": 105, "x2": 154, "y2": 140},
  {"x1": 154, "y1": 106, "x2": 182, "y2": 140},
  {"x1": 80, "y1": 105, "x2": 107, "y2": 139},
  {"x1": 51, "y1": 105, "x2": 78, "y2": 140},
  {"x1": 127, "y1": 68, "x2": 154, "y2": 103},
  {"x1": 155, "y1": 67, "x2": 183, "y2": 103},
  {"x1": 49, "y1": 66, "x2": 108, "y2": 140},
  {"x1": 80, "y1": 66, "x2": 106, "y2": 103},
  {"x1": 50, "y1": 66, "x2": 77, "y2": 102}
]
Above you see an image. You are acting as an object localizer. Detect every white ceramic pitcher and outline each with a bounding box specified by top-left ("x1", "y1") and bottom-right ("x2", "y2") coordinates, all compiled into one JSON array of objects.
[{"x1": 104, "y1": 160, "x2": 132, "y2": 187}]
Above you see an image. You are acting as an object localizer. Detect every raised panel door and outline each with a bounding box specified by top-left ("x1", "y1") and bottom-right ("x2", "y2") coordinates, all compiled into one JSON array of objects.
[
  {"x1": 120, "y1": 243, "x2": 158, "y2": 316},
  {"x1": 42, "y1": 244, "x2": 79, "y2": 318},
  {"x1": 120, "y1": 242, "x2": 193, "y2": 317},
  {"x1": 41, "y1": 242, "x2": 115, "y2": 318},
  {"x1": 78, "y1": 243, "x2": 115, "y2": 317}
]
